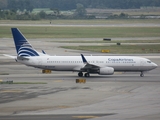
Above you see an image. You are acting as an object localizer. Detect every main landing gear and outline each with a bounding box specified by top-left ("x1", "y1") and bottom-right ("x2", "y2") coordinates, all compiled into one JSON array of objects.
[
  {"x1": 140, "y1": 71, "x2": 144, "y2": 77},
  {"x1": 78, "y1": 72, "x2": 83, "y2": 77},
  {"x1": 84, "y1": 73, "x2": 90, "y2": 77},
  {"x1": 79, "y1": 72, "x2": 145, "y2": 77},
  {"x1": 78, "y1": 72, "x2": 90, "y2": 77}
]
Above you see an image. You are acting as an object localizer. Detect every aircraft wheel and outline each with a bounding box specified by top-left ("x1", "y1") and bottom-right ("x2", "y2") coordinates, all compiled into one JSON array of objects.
[
  {"x1": 85, "y1": 73, "x2": 90, "y2": 77},
  {"x1": 78, "y1": 72, "x2": 83, "y2": 77},
  {"x1": 140, "y1": 72, "x2": 144, "y2": 77}
]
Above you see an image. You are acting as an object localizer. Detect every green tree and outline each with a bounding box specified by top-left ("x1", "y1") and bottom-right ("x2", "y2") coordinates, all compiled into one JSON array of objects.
[
  {"x1": 3, "y1": 0, "x2": 160, "y2": 12},
  {"x1": 119, "y1": 13, "x2": 128, "y2": 18},
  {"x1": 38, "y1": 11, "x2": 46, "y2": 19},
  {"x1": 74, "y1": 3, "x2": 86, "y2": 18}
]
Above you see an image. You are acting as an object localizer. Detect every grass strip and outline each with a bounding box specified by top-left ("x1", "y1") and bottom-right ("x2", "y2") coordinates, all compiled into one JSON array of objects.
[
  {"x1": 0, "y1": 26, "x2": 160, "y2": 38},
  {"x1": 13, "y1": 82, "x2": 47, "y2": 84},
  {"x1": 1, "y1": 19, "x2": 160, "y2": 24},
  {"x1": 53, "y1": 40, "x2": 160, "y2": 43},
  {"x1": 62, "y1": 44, "x2": 160, "y2": 54},
  {"x1": 0, "y1": 73, "x2": 9, "y2": 75}
]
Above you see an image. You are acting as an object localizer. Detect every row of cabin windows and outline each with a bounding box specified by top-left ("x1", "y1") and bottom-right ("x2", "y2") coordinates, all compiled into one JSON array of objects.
[
  {"x1": 47, "y1": 61, "x2": 83, "y2": 63},
  {"x1": 47, "y1": 61, "x2": 136, "y2": 64},
  {"x1": 47, "y1": 61, "x2": 98, "y2": 63}
]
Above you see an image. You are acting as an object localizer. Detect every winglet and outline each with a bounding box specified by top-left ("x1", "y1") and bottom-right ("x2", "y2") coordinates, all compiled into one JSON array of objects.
[
  {"x1": 81, "y1": 54, "x2": 88, "y2": 64},
  {"x1": 42, "y1": 50, "x2": 46, "y2": 54}
]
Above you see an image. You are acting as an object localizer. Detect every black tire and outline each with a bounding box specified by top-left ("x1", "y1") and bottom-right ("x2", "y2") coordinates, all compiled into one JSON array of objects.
[
  {"x1": 140, "y1": 72, "x2": 144, "y2": 77},
  {"x1": 78, "y1": 72, "x2": 83, "y2": 77},
  {"x1": 85, "y1": 73, "x2": 90, "y2": 77}
]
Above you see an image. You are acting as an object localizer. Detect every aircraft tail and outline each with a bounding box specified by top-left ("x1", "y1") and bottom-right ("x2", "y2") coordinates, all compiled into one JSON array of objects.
[{"x1": 11, "y1": 28, "x2": 39, "y2": 57}]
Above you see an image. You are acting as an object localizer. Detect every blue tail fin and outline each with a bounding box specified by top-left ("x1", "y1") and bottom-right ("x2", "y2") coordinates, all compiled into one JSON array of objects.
[{"x1": 11, "y1": 28, "x2": 39, "y2": 57}]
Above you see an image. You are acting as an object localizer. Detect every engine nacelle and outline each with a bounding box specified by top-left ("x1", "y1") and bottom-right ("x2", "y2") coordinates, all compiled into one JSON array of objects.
[{"x1": 99, "y1": 67, "x2": 114, "y2": 75}]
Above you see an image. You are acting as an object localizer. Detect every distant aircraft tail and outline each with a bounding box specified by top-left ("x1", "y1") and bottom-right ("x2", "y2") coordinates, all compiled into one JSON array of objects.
[{"x1": 11, "y1": 28, "x2": 39, "y2": 57}]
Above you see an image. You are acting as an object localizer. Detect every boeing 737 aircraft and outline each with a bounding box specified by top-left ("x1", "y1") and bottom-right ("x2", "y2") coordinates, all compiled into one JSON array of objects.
[{"x1": 5, "y1": 28, "x2": 158, "y2": 77}]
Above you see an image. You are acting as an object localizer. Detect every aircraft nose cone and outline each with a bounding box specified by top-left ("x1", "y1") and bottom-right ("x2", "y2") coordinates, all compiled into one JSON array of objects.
[{"x1": 153, "y1": 63, "x2": 158, "y2": 68}]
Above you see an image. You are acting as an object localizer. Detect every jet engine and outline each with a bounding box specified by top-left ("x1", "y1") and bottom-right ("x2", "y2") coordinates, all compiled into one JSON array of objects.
[{"x1": 99, "y1": 67, "x2": 114, "y2": 75}]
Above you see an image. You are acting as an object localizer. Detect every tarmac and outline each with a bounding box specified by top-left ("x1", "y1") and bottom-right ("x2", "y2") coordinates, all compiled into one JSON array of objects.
[{"x1": 0, "y1": 37, "x2": 160, "y2": 120}]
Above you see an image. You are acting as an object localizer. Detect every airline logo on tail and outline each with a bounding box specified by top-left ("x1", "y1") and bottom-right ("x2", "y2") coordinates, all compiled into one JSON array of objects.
[{"x1": 11, "y1": 28, "x2": 39, "y2": 57}]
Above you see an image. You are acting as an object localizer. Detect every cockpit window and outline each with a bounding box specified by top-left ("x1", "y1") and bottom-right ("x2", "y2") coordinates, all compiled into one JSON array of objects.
[{"x1": 147, "y1": 61, "x2": 151, "y2": 63}]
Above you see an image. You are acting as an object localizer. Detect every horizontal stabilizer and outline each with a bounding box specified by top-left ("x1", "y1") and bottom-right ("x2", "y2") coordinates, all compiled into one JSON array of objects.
[{"x1": 3, "y1": 54, "x2": 16, "y2": 59}]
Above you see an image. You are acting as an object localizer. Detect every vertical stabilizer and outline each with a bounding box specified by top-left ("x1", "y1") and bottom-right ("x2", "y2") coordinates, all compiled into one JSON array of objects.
[{"x1": 11, "y1": 28, "x2": 39, "y2": 57}]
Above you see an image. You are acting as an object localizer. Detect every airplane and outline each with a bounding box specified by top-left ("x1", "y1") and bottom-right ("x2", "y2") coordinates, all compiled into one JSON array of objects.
[{"x1": 4, "y1": 28, "x2": 158, "y2": 77}]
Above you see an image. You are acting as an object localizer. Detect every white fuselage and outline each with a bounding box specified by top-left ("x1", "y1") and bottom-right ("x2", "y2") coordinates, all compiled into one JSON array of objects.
[
  {"x1": 18, "y1": 55, "x2": 157, "y2": 72},
  {"x1": 10, "y1": 28, "x2": 158, "y2": 77}
]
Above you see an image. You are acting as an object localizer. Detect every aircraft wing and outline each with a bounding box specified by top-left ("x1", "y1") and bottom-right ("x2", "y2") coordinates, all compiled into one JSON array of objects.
[
  {"x1": 80, "y1": 54, "x2": 100, "y2": 71},
  {"x1": 80, "y1": 54, "x2": 114, "y2": 76}
]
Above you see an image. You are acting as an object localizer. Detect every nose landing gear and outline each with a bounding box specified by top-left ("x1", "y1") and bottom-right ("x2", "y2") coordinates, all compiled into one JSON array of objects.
[{"x1": 140, "y1": 72, "x2": 144, "y2": 77}]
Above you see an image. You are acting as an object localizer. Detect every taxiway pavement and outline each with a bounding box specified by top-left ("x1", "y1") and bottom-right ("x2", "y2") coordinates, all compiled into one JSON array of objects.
[{"x1": 0, "y1": 38, "x2": 160, "y2": 120}]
